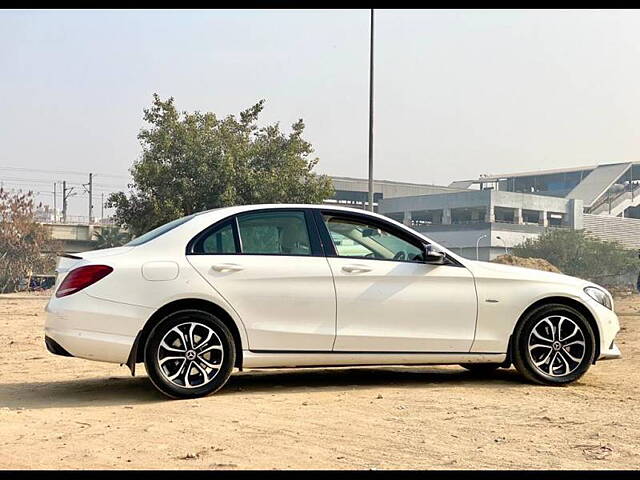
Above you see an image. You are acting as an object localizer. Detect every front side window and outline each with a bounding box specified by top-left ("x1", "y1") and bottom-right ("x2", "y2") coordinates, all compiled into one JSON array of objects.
[
  {"x1": 323, "y1": 214, "x2": 424, "y2": 262},
  {"x1": 237, "y1": 211, "x2": 312, "y2": 256},
  {"x1": 329, "y1": 231, "x2": 376, "y2": 257}
]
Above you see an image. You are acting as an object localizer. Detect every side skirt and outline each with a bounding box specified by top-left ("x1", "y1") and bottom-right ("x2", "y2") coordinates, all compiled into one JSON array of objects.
[{"x1": 242, "y1": 351, "x2": 507, "y2": 369}]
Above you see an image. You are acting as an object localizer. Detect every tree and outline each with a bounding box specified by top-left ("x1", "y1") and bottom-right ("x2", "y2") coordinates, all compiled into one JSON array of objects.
[
  {"x1": 94, "y1": 227, "x2": 132, "y2": 250},
  {"x1": 0, "y1": 189, "x2": 58, "y2": 293},
  {"x1": 512, "y1": 228, "x2": 640, "y2": 282},
  {"x1": 107, "y1": 95, "x2": 334, "y2": 236}
]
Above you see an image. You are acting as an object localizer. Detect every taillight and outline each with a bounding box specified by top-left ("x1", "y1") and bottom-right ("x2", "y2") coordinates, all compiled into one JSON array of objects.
[{"x1": 55, "y1": 265, "x2": 113, "y2": 298}]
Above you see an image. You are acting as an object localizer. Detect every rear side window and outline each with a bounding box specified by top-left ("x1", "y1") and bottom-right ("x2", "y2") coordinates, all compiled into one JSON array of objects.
[
  {"x1": 237, "y1": 211, "x2": 312, "y2": 256},
  {"x1": 196, "y1": 222, "x2": 237, "y2": 254},
  {"x1": 126, "y1": 214, "x2": 196, "y2": 246}
]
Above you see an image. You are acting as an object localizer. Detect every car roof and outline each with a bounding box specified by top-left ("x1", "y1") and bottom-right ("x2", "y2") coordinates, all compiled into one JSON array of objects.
[
  {"x1": 197, "y1": 203, "x2": 387, "y2": 218},
  {"x1": 192, "y1": 203, "x2": 406, "y2": 230}
]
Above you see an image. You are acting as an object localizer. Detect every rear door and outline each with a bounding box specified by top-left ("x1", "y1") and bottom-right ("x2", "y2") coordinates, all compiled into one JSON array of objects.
[{"x1": 186, "y1": 208, "x2": 337, "y2": 351}]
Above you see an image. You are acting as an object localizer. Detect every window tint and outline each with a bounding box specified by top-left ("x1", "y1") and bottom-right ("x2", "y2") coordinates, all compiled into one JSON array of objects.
[
  {"x1": 323, "y1": 214, "x2": 424, "y2": 262},
  {"x1": 237, "y1": 211, "x2": 312, "y2": 256},
  {"x1": 199, "y1": 222, "x2": 236, "y2": 254},
  {"x1": 126, "y1": 214, "x2": 196, "y2": 246}
]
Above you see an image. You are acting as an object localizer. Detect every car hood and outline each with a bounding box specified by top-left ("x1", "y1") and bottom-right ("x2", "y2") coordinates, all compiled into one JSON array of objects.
[{"x1": 464, "y1": 259, "x2": 590, "y2": 288}]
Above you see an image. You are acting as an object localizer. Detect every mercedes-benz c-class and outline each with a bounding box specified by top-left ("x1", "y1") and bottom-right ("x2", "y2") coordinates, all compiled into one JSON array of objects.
[{"x1": 44, "y1": 204, "x2": 621, "y2": 398}]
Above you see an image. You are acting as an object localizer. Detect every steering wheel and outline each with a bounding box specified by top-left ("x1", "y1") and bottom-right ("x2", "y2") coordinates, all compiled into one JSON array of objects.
[{"x1": 393, "y1": 251, "x2": 406, "y2": 261}]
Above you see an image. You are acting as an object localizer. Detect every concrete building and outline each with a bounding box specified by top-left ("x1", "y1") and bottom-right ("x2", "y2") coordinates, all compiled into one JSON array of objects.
[
  {"x1": 379, "y1": 190, "x2": 583, "y2": 260},
  {"x1": 330, "y1": 162, "x2": 640, "y2": 260},
  {"x1": 450, "y1": 161, "x2": 640, "y2": 219},
  {"x1": 327, "y1": 176, "x2": 465, "y2": 210},
  {"x1": 43, "y1": 222, "x2": 121, "y2": 254},
  {"x1": 41, "y1": 162, "x2": 640, "y2": 258}
]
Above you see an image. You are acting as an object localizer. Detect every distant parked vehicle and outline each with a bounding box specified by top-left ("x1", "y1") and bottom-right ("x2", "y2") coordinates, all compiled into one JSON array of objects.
[
  {"x1": 17, "y1": 274, "x2": 56, "y2": 292},
  {"x1": 45, "y1": 205, "x2": 621, "y2": 399},
  {"x1": 28, "y1": 274, "x2": 56, "y2": 291}
]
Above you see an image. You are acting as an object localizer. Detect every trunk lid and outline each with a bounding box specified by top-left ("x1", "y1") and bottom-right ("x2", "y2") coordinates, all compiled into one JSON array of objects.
[{"x1": 53, "y1": 247, "x2": 134, "y2": 291}]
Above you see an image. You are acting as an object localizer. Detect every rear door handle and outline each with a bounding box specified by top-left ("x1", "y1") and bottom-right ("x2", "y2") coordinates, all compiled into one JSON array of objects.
[
  {"x1": 212, "y1": 263, "x2": 244, "y2": 272},
  {"x1": 342, "y1": 264, "x2": 372, "y2": 273}
]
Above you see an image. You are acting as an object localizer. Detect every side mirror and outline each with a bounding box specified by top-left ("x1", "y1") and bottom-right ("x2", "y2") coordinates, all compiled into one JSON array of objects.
[{"x1": 423, "y1": 243, "x2": 445, "y2": 265}]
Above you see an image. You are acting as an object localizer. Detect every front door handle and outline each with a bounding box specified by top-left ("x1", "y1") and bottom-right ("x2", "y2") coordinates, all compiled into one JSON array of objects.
[
  {"x1": 342, "y1": 264, "x2": 372, "y2": 273},
  {"x1": 212, "y1": 263, "x2": 244, "y2": 272}
]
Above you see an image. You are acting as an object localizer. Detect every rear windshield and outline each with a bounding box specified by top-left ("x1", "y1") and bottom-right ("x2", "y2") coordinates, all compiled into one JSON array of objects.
[{"x1": 126, "y1": 214, "x2": 196, "y2": 246}]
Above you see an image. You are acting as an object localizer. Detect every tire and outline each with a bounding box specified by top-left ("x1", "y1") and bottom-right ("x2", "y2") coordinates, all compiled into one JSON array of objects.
[
  {"x1": 460, "y1": 363, "x2": 502, "y2": 373},
  {"x1": 512, "y1": 303, "x2": 596, "y2": 386},
  {"x1": 144, "y1": 309, "x2": 236, "y2": 399}
]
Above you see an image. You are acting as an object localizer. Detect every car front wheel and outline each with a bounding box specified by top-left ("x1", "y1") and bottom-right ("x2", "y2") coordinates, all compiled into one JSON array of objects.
[
  {"x1": 512, "y1": 303, "x2": 596, "y2": 386},
  {"x1": 144, "y1": 309, "x2": 236, "y2": 399}
]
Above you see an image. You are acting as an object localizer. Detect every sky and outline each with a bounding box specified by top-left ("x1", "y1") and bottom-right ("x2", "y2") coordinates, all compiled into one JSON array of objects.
[{"x1": 2, "y1": 9, "x2": 640, "y2": 217}]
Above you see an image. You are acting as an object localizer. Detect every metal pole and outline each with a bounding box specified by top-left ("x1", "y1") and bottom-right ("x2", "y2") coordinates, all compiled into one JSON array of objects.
[
  {"x1": 88, "y1": 173, "x2": 93, "y2": 224},
  {"x1": 101, "y1": 192, "x2": 104, "y2": 221},
  {"x1": 476, "y1": 234, "x2": 487, "y2": 261},
  {"x1": 496, "y1": 235, "x2": 508, "y2": 255},
  {"x1": 53, "y1": 182, "x2": 57, "y2": 223},
  {"x1": 367, "y1": 8, "x2": 375, "y2": 212},
  {"x1": 62, "y1": 181, "x2": 67, "y2": 223}
]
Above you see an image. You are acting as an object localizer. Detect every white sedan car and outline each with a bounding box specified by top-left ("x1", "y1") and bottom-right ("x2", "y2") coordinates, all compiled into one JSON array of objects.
[{"x1": 45, "y1": 204, "x2": 621, "y2": 398}]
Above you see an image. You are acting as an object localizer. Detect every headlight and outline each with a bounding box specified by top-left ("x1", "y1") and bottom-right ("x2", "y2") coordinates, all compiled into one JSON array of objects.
[{"x1": 584, "y1": 286, "x2": 612, "y2": 310}]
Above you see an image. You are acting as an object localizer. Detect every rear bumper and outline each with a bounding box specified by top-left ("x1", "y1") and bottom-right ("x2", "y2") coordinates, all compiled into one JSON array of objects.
[
  {"x1": 44, "y1": 336, "x2": 73, "y2": 357},
  {"x1": 44, "y1": 326, "x2": 136, "y2": 364},
  {"x1": 45, "y1": 292, "x2": 152, "y2": 364}
]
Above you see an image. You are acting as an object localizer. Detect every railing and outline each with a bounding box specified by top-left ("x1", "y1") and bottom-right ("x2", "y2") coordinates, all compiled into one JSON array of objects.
[
  {"x1": 450, "y1": 219, "x2": 486, "y2": 225},
  {"x1": 40, "y1": 216, "x2": 118, "y2": 226},
  {"x1": 590, "y1": 183, "x2": 640, "y2": 214}
]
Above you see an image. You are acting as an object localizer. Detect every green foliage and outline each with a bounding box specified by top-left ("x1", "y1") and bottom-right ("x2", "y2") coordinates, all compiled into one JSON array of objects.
[
  {"x1": 107, "y1": 95, "x2": 334, "y2": 236},
  {"x1": 0, "y1": 189, "x2": 58, "y2": 293},
  {"x1": 512, "y1": 228, "x2": 640, "y2": 282},
  {"x1": 93, "y1": 227, "x2": 132, "y2": 250}
]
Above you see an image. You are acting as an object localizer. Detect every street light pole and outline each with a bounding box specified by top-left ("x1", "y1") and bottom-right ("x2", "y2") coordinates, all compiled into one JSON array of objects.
[
  {"x1": 367, "y1": 8, "x2": 375, "y2": 212},
  {"x1": 476, "y1": 234, "x2": 488, "y2": 261},
  {"x1": 496, "y1": 235, "x2": 508, "y2": 255}
]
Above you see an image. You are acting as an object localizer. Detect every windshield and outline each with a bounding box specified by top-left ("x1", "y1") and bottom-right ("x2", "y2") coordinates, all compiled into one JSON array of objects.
[{"x1": 126, "y1": 214, "x2": 196, "y2": 246}]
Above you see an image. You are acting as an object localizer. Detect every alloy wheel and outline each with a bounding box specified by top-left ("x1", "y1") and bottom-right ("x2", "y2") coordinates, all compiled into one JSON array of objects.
[
  {"x1": 527, "y1": 315, "x2": 586, "y2": 377},
  {"x1": 156, "y1": 321, "x2": 224, "y2": 389}
]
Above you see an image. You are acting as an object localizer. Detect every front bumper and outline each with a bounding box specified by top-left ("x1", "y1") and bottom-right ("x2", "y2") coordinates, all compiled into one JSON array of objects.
[
  {"x1": 587, "y1": 297, "x2": 622, "y2": 362},
  {"x1": 598, "y1": 341, "x2": 622, "y2": 361}
]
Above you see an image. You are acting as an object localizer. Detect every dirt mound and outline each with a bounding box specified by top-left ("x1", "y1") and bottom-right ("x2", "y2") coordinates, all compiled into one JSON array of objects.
[{"x1": 491, "y1": 254, "x2": 561, "y2": 273}]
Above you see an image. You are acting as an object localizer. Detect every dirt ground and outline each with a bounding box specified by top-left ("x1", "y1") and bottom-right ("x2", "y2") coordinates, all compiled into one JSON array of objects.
[{"x1": 1, "y1": 292, "x2": 639, "y2": 470}]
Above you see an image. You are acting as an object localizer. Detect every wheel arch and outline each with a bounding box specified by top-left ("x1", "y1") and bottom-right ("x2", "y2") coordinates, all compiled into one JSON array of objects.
[
  {"x1": 127, "y1": 298, "x2": 245, "y2": 373},
  {"x1": 509, "y1": 296, "x2": 601, "y2": 364}
]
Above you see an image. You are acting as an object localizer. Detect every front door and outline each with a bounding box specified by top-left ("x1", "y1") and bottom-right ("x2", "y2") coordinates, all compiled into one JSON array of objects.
[
  {"x1": 187, "y1": 209, "x2": 336, "y2": 351},
  {"x1": 318, "y1": 211, "x2": 477, "y2": 352}
]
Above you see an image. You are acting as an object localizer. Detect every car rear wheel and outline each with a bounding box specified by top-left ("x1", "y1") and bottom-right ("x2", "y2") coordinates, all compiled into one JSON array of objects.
[
  {"x1": 512, "y1": 303, "x2": 596, "y2": 386},
  {"x1": 144, "y1": 309, "x2": 236, "y2": 399}
]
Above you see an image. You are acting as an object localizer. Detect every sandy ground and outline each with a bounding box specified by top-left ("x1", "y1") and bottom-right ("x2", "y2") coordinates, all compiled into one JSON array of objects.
[{"x1": 0, "y1": 292, "x2": 639, "y2": 470}]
